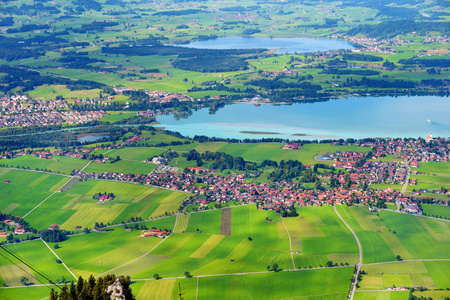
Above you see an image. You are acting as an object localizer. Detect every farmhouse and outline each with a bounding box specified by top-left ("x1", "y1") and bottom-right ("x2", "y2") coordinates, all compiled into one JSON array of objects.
[{"x1": 140, "y1": 228, "x2": 168, "y2": 238}]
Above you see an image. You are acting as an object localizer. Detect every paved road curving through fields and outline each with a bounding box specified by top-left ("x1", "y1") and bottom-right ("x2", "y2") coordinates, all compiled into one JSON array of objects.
[{"x1": 333, "y1": 205, "x2": 362, "y2": 300}]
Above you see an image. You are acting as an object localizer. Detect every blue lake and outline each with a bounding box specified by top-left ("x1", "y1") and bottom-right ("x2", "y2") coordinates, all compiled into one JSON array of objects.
[
  {"x1": 178, "y1": 36, "x2": 355, "y2": 54},
  {"x1": 78, "y1": 134, "x2": 108, "y2": 143},
  {"x1": 156, "y1": 95, "x2": 450, "y2": 140}
]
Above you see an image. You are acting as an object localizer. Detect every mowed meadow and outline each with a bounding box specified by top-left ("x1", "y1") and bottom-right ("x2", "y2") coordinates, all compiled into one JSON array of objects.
[
  {"x1": 0, "y1": 169, "x2": 190, "y2": 230},
  {"x1": 1, "y1": 201, "x2": 450, "y2": 299}
]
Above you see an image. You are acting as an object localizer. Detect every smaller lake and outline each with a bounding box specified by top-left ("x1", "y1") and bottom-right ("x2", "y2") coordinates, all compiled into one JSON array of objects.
[
  {"x1": 178, "y1": 36, "x2": 355, "y2": 54},
  {"x1": 78, "y1": 134, "x2": 108, "y2": 143}
]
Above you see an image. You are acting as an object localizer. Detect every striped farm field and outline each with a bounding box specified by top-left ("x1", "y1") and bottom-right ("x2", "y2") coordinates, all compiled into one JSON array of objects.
[
  {"x1": 84, "y1": 159, "x2": 157, "y2": 175},
  {"x1": 174, "y1": 214, "x2": 190, "y2": 233},
  {"x1": 2, "y1": 155, "x2": 88, "y2": 175},
  {"x1": 61, "y1": 203, "x2": 128, "y2": 229},
  {"x1": 0, "y1": 263, "x2": 39, "y2": 286},
  {"x1": 190, "y1": 234, "x2": 225, "y2": 258},
  {"x1": 220, "y1": 207, "x2": 232, "y2": 236},
  {"x1": 136, "y1": 279, "x2": 177, "y2": 300}
]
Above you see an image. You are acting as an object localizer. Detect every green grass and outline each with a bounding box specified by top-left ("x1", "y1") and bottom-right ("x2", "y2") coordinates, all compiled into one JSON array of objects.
[
  {"x1": 197, "y1": 268, "x2": 352, "y2": 299},
  {"x1": 378, "y1": 211, "x2": 450, "y2": 260},
  {"x1": 101, "y1": 111, "x2": 138, "y2": 123},
  {"x1": 0, "y1": 169, "x2": 69, "y2": 217},
  {"x1": 84, "y1": 160, "x2": 156, "y2": 174},
  {"x1": 421, "y1": 204, "x2": 450, "y2": 219},
  {"x1": 189, "y1": 142, "x2": 371, "y2": 165},
  {"x1": 2, "y1": 155, "x2": 88, "y2": 175},
  {"x1": 355, "y1": 291, "x2": 409, "y2": 300},
  {"x1": 54, "y1": 217, "x2": 176, "y2": 277},
  {"x1": 0, "y1": 239, "x2": 74, "y2": 286},
  {"x1": 16, "y1": 175, "x2": 189, "y2": 229},
  {"x1": 336, "y1": 206, "x2": 413, "y2": 264},
  {"x1": 100, "y1": 147, "x2": 166, "y2": 162}
]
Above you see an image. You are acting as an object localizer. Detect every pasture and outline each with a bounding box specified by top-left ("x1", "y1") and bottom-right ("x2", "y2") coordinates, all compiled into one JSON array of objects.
[
  {"x1": 189, "y1": 142, "x2": 371, "y2": 165},
  {"x1": 83, "y1": 160, "x2": 156, "y2": 175},
  {"x1": 0, "y1": 239, "x2": 74, "y2": 287},
  {"x1": 358, "y1": 261, "x2": 450, "y2": 290},
  {"x1": 1, "y1": 155, "x2": 88, "y2": 175},
  {"x1": 421, "y1": 204, "x2": 450, "y2": 219},
  {"x1": 284, "y1": 205, "x2": 359, "y2": 267},
  {"x1": 0, "y1": 169, "x2": 69, "y2": 217},
  {"x1": 15, "y1": 175, "x2": 190, "y2": 229},
  {"x1": 53, "y1": 217, "x2": 176, "y2": 277}
]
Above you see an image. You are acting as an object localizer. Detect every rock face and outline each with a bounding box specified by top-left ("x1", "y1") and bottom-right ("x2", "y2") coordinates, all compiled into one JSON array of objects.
[{"x1": 106, "y1": 278, "x2": 125, "y2": 300}]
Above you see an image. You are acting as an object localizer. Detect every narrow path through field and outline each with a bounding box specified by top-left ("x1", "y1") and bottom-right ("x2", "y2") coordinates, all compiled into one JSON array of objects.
[
  {"x1": 196, "y1": 276, "x2": 199, "y2": 300},
  {"x1": 95, "y1": 214, "x2": 179, "y2": 278},
  {"x1": 22, "y1": 160, "x2": 92, "y2": 219},
  {"x1": 363, "y1": 258, "x2": 450, "y2": 266},
  {"x1": 41, "y1": 239, "x2": 78, "y2": 281},
  {"x1": 280, "y1": 216, "x2": 296, "y2": 269},
  {"x1": 334, "y1": 205, "x2": 362, "y2": 300}
]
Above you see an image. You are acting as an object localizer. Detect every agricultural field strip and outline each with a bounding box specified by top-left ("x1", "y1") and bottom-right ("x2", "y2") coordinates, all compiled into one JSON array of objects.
[
  {"x1": 22, "y1": 160, "x2": 92, "y2": 219},
  {"x1": 101, "y1": 204, "x2": 255, "y2": 229},
  {"x1": 196, "y1": 276, "x2": 199, "y2": 300},
  {"x1": 132, "y1": 265, "x2": 353, "y2": 281},
  {"x1": 40, "y1": 239, "x2": 77, "y2": 281},
  {"x1": 334, "y1": 205, "x2": 362, "y2": 300},
  {"x1": 280, "y1": 216, "x2": 295, "y2": 269},
  {"x1": 362, "y1": 258, "x2": 450, "y2": 266},
  {"x1": 0, "y1": 167, "x2": 72, "y2": 178},
  {"x1": 356, "y1": 204, "x2": 450, "y2": 222},
  {"x1": 95, "y1": 214, "x2": 179, "y2": 278}
]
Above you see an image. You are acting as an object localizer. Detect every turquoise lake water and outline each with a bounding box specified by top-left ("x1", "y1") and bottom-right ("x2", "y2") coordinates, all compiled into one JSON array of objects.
[
  {"x1": 156, "y1": 96, "x2": 450, "y2": 140},
  {"x1": 178, "y1": 36, "x2": 355, "y2": 54}
]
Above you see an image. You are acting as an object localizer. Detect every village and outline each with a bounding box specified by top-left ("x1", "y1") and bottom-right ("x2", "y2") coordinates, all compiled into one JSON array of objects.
[{"x1": 1, "y1": 133, "x2": 449, "y2": 229}]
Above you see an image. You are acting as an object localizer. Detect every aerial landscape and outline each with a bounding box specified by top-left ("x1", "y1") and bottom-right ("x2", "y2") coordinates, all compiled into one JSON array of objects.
[{"x1": 0, "y1": 0, "x2": 449, "y2": 299}]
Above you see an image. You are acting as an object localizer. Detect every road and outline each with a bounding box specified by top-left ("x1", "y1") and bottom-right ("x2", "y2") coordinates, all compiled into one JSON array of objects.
[
  {"x1": 334, "y1": 205, "x2": 362, "y2": 300},
  {"x1": 401, "y1": 156, "x2": 413, "y2": 194},
  {"x1": 41, "y1": 239, "x2": 78, "y2": 281}
]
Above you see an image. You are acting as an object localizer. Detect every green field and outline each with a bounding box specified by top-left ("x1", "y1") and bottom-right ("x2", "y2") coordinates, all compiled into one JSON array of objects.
[
  {"x1": 3, "y1": 172, "x2": 192, "y2": 230},
  {"x1": 358, "y1": 261, "x2": 450, "y2": 290},
  {"x1": 0, "y1": 169, "x2": 70, "y2": 217},
  {"x1": 421, "y1": 204, "x2": 450, "y2": 219},
  {"x1": 284, "y1": 205, "x2": 359, "y2": 267},
  {"x1": 1, "y1": 155, "x2": 88, "y2": 175},
  {"x1": 83, "y1": 160, "x2": 157, "y2": 175},
  {"x1": 0, "y1": 240, "x2": 75, "y2": 286}
]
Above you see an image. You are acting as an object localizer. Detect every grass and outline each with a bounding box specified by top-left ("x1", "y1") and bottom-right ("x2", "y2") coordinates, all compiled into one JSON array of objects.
[
  {"x1": 336, "y1": 205, "x2": 410, "y2": 264},
  {"x1": 197, "y1": 267, "x2": 352, "y2": 299},
  {"x1": 190, "y1": 234, "x2": 225, "y2": 258},
  {"x1": 99, "y1": 147, "x2": 166, "y2": 162},
  {"x1": 378, "y1": 211, "x2": 450, "y2": 260},
  {"x1": 421, "y1": 204, "x2": 450, "y2": 219},
  {"x1": 83, "y1": 160, "x2": 156, "y2": 175},
  {"x1": 0, "y1": 170, "x2": 69, "y2": 217},
  {"x1": 188, "y1": 142, "x2": 371, "y2": 165},
  {"x1": 13, "y1": 175, "x2": 189, "y2": 229},
  {"x1": 358, "y1": 261, "x2": 450, "y2": 291},
  {"x1": 354, "y1": 291, "x2": 410, "y2": 300},
  {"x1": 1, "y1": 155, "x2": 88, "y2": 175},
  {"x1": 101, "y1": 111, "x2": 138, "y2": 123},
  {"x1": 54, "y1": 217, "x2": 176, "y2": 277},
  {"x1": 0, "y1": 239, "x2": 74, "y2": 286}
]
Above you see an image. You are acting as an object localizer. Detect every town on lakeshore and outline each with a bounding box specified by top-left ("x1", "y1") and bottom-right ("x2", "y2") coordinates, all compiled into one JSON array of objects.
[{"x1": 0, "y1": 0, "x2": 449, "y2": 299}]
